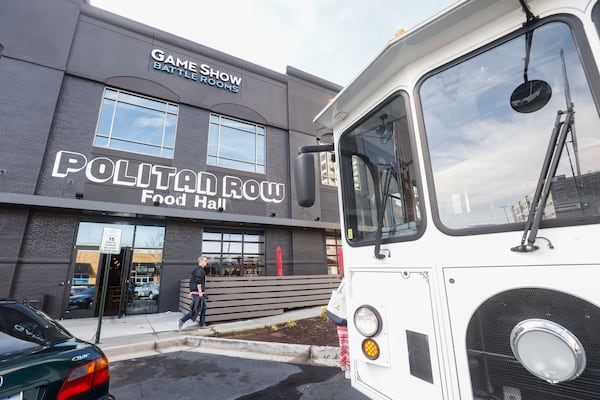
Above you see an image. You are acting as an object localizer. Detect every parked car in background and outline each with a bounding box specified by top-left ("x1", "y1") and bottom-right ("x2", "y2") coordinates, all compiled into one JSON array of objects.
[
  {"x1": 69, "y1": 285, "x2": 88, "y2": 296},
  {"x1": 133, "y1": 282, "x2": 160, "y2": 300},
  {"x1": 0, "y1": 299, "x2": 112, "y2": 399},
  {"x1": 68, "y1": 286, "x2": 95, "y2": 310}
]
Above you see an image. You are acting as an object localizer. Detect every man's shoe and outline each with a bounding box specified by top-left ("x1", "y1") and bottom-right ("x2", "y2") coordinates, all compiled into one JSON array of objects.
[
  {"x1": 199, "y1": 325, "x2": 209, "y2": 330},
  {"x1": 177, "y1": 319, "x2": 183, "y2": 331}
]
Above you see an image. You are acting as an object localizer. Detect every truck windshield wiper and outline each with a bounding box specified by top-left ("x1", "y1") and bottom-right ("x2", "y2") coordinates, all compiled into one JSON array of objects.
[
  {"x1": 374, "y1": 163, "x2": 398, "y2": 259},
  {"x1": 512, "y1": 49, "x2": 575, "y2": 252}
]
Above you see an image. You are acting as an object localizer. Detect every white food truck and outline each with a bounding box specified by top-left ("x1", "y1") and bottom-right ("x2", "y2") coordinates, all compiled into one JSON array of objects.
[{"x1": 295, "y1": 1, "x2": 600, "y2": 399}]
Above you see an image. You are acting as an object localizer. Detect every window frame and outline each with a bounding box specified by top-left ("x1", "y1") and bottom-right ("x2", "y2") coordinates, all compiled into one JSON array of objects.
[
  {"x1": 93, "y1": 87, "x2": 179, "y2": 158},
  {"x1": 319, "y1": 140, "x2": 337, "y2": 186},
  {"x1": 338, "y1": 90, "x2": 425, "y2": 248},
  {"x1": 207, "y1": 113, "x2": 266, "y2": 174},
  {"x1": 325, "y1": 232, "x2": 342, "y2": 275},
  {"x1": 202, "y1": 229, "x2": 266, "y2": 276},
  {"x1": 416, "y1": 14, "x2": 600, "y2": 237}
]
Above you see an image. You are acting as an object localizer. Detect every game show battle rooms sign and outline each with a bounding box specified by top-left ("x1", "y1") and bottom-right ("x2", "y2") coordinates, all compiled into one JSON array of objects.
[
  {"x1": 52, "y1": 151, "x2": 284, "y2": 210},
  {"x1": 150, "y1": 48, "x2": 241, "y2": 93}
]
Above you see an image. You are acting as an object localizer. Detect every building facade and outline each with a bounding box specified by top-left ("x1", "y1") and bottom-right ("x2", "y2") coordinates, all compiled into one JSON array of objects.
[{"x1": 0, "y1": 0, "x2": 341, "y2": 319}]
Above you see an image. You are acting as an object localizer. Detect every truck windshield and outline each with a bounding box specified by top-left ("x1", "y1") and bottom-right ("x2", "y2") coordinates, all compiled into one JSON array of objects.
[
  {"x1": 338, "y1": 94, "x2": 423, "y2": 247},
  {"x1": 420, "y1": 21, "x2": 600, "y2": 231}
]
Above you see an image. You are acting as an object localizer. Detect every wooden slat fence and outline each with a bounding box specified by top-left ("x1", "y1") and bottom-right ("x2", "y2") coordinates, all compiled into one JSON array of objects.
[{"x1": 179, "y1": 275, "x2": 341, "y2": 323}]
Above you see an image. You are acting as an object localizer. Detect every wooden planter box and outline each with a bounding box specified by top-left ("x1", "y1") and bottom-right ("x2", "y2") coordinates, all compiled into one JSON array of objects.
[{"x1": 179, "y1": 274, "x2": 341, "y2": 323}]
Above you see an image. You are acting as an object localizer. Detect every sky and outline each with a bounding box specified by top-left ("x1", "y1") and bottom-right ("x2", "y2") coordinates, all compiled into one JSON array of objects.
[{"x1": 91, "y1": 0, "x2": 456, "y2": 87}]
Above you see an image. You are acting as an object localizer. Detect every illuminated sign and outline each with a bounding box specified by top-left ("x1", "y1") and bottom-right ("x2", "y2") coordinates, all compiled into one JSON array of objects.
[
  {"x1": 52, "y1": 151, "x2": 284, "y2": 210},
  {"x1": 150, "y1": 48, "x2": 241, "y2": 93}
]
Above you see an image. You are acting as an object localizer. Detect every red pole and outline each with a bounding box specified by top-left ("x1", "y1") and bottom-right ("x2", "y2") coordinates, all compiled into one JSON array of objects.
[
  {"x1": 337, "y1": 248, "x2": 344, "y2": 276},
  {"x1": 276, "y1": 246, "x2": 283, "y2": 276}
]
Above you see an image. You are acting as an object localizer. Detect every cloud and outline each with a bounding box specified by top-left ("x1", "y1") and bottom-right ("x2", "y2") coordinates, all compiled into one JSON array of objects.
[
  {"x1": 91, "y1": 0, "x2": 456, "y2": 86},
  {"x1": 134, "y1": 116, "x2": 166, "y2": 128}
]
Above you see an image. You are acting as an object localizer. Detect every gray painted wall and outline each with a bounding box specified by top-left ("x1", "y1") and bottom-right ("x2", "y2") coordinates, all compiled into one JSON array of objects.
[{"x1": 0, "y1": 0, "x2": 342, "y2": 319}]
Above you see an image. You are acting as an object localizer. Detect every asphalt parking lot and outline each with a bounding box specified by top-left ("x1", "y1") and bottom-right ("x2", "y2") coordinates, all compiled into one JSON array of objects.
[{"x1": 109, "y1": 351, "x2": 369, "y2": 400}]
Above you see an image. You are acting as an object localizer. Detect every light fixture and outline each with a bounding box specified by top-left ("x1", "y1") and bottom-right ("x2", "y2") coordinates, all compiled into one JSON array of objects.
[
  {"x1": 362, "y1": 338, "x2": 380, "y2": 360},
  {"x1": 153, "y1": 200, "x2": 160, "y2": 206},
  {"x1": 510, "y1": 318, "x2": 586, "y2": 384},
  {"x1": 354, "y1": 305, "x2": 382, "y2": 337},
  {"x1": 270, "y1": 212, "x2": 276, "y2": 217},
  {"x1": 314, "y1": 217, "x2": 320, "y2": 221},
  {"x1": 218, "y1": 207, "x2": 224, "y2": 212},
  {"x1": 75, "y1": 193, "x2": 84, "y2": 199}
]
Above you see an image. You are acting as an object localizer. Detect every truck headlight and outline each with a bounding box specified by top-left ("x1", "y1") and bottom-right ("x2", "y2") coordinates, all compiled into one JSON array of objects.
[
  {"x1": 354, "y1": 305, "x2": 382, "y2": 337},
  {"x1": 510, "y1": 318, "x2": 586, "y2": 384}
]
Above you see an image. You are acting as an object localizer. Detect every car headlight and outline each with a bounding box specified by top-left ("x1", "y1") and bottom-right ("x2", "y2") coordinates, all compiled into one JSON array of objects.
[{"x1": 354, "y1": 305, "x2": 382, "y2": 337}]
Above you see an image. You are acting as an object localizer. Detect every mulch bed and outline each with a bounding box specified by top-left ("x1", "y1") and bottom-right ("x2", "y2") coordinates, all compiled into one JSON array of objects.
[{"x1": 218, "y1": 316, "x2": 340, "y2": 347}]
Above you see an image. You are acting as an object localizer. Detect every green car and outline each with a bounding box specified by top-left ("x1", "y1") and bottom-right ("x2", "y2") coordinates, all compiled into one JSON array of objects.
[{"x1": 0, "y1": 299, "x2": 112, "y2": 400}]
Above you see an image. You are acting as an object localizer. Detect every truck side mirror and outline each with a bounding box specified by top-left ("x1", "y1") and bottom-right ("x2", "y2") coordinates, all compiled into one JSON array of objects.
[{"x1": 294, "y1": 153, "x2": 316, "y2": 208}]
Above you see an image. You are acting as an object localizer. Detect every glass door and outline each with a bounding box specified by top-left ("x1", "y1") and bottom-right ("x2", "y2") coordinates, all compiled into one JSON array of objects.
[
  {"x1": 127, "y1": 247, "x2": 162, "y2": 315},
  {"x1": 63, "y1": 222, "x2": 164, "y2": 318},
  {"x1": 97, "y1": 247, "x2": 133, "y2": 317},
  {"x1": 64, "y1": 246, "x2": 132, "y2": 318},
  {"x1": 64, "y1": 247, "x2": 101, "y2": 319}
]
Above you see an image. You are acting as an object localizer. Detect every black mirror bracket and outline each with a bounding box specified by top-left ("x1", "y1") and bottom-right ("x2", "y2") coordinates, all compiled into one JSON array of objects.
[{"x1": 518, "y1": 0, "x2": 539, "y2": 26}]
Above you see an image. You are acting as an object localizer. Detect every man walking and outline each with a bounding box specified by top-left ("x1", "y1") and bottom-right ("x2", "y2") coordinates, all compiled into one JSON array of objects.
[{"x1": 178, "y1": 256, "x2": 209, "y2": 330}]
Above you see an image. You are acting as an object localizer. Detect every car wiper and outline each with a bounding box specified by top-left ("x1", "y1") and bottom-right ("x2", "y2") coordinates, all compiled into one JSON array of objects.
[
  {"x1": 512, "y1": 49, "x2": 574, "y2": 252},
  {"x1": 374, "y1": 163, "x2": 398, "y2": 259}
]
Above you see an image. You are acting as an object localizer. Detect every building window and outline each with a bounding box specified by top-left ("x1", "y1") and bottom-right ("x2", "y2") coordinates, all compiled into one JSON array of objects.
[
  {"x1": 326, "y1": 233, "x2": 342, "y2": 275},
  {"x1": 72, "y1": 274, "x2": 90, "y2": 285},
  {"x1": 94, "y1": 88, "x2": 178, "y2": 158},
  {"x1": 207, "y1": 114, "x2": 265, "y2": 173},
  {"x1": 202, "y1": 230, "x2": 265, "y2": 276},
  {"x1": 319, "y1": 141, "x2": 336, "y2": 185}
]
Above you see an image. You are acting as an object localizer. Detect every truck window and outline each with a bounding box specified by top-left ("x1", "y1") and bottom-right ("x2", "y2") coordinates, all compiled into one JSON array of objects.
[
  {"x1": 338, "y1": 93, "x2": 423, "y2": 246},
  {"x1": 419, "y1": 21, "x2": 600, "y2": 232}
]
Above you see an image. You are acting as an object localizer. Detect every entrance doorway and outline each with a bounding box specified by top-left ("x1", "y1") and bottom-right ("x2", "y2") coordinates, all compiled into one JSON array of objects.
[
  {"x1": 65, "y1": 247, "x2": 132, "y2": 319},
  {"x1": 98, "y1": 248, "x2": 133, "y2": 317},
  {"x1": 63, "y1": 222, "x2": 164, "y2": 319}
]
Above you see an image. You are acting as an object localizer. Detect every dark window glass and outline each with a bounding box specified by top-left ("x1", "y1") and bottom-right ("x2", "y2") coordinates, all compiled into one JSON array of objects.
[{"x1": 202, "y1": 230, "x2": 265, "y2": 276}]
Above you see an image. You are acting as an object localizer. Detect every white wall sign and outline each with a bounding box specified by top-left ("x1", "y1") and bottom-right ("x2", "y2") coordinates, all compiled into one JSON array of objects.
[
  {"x1": 52, "y1": 150, "x2": 285, "y2": 210},
  {"x1": 99, "y1": 227, "x2": 122, "y2": 254},
  {"x1": 150, "y1": 48, "x2": 242, "y2": 93}
]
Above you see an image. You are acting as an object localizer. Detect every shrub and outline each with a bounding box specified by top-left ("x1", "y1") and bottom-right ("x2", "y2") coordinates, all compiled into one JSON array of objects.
[
  {"x1": 285, "y1": 318, "x2": 297, "y2": 328},
  {"x1": 320, "y1": 306, "x2": 330, "y2": 321}
]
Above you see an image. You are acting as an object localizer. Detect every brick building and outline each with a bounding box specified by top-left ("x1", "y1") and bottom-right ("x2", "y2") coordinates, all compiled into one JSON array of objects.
[{"x1": 0, "y1": 0, "x2": 341, "y2": 319}]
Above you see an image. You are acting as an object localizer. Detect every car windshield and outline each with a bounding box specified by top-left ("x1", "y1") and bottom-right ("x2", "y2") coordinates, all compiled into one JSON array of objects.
[{"x1": 0, "y1": 302, "x2": 72, "y2": 355}]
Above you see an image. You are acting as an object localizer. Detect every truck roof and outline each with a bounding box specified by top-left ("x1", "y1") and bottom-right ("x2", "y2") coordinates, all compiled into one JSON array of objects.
[{"x1": 314, "y1": 0, "x2": 525, "y2": 129}]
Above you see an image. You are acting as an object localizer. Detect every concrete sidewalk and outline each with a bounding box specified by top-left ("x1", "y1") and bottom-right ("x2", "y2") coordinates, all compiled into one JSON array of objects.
[{"x1": 59, "y1": 306, "x2": 340, "y2": 367}]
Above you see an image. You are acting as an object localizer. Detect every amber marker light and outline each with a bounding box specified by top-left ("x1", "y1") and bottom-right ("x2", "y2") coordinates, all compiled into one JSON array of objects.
[{"x1": 362, "y1": 338, "x2": 380, "y2": 360}]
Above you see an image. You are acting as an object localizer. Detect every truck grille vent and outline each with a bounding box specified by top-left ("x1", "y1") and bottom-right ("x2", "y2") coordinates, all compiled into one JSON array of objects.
[{"x1": 466, "y1": 288, "x2": 600, "y2": 400}]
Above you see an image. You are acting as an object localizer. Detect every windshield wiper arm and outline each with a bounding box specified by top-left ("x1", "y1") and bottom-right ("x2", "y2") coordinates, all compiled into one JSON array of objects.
[{"x1": 512, "y1": 50, "x2": 573, "y2": 252}]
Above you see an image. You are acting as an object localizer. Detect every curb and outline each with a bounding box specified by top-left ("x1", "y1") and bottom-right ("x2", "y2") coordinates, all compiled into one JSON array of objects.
[
  {"x1": 101, "y1": 336, "x2": 187, "y2": 359},
  {"x1": 101, "y1": 335, "x2": 339, "y2": 367}
]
